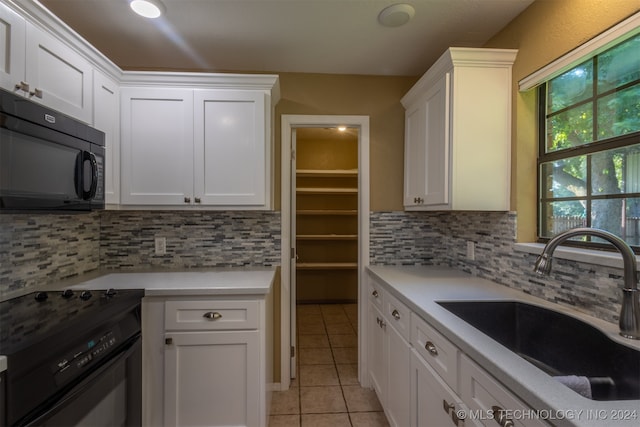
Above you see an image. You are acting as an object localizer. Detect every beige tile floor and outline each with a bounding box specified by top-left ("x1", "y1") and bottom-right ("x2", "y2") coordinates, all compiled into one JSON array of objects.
[{"x1": 269, "y1": 304, "x2": 390, "y2": 427}]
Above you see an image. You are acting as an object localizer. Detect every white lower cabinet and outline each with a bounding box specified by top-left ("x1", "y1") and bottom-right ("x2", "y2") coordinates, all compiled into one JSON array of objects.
[
  {"x1": 367, "y1": 278, "x2": 410, "y2": 427},
  {"x1": 460, "y1": 354, "x2": 547, "y2": 427},
  {"x1": 411, "y1": 349, "x2": 473, "y2": 427},
  {"x1": 164, "y1": 330, "x2": 260, "y2": 427},
  {"x1": 143, "y1": 295, "x2": 272, "y2": 427},
  {"x1": 367, "y1": 271, "x2": 549, "y2": 427},
  {"x1": 386, "y1": 320, "x2": 411, "y2": 427},
  {"x1": 368, "y1": 302, "x2": 387, "y2": 400}
]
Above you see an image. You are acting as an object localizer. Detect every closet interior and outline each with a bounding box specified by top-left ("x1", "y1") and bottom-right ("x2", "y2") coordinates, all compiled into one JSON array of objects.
[{"x1": 295, "y1": 127, "x2": 359, "y2": 303}]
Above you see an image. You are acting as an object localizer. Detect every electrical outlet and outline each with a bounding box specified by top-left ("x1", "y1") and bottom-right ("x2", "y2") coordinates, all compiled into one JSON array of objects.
[
  {"x1": 155, "y1": 237, "x2": 166, "y2": 255},
  {"x1": 466, "y1": 241, "x2": 475, "y2": 260}
]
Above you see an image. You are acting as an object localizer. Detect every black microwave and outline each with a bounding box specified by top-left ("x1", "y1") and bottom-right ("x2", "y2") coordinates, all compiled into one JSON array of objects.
[{"x1": 0, "y1": 88, "x2": 105, "y2": 212}]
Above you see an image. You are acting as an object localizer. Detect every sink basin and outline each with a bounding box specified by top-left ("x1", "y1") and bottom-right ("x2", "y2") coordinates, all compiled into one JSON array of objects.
[{"x1": 437, "y1": 301, "x2": 640, "y2": 401}]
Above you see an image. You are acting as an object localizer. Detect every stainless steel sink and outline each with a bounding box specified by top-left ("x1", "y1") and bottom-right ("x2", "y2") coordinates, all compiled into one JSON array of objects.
[{"x1": 437, "y1": 301, "x2": 640, "y2": 401}]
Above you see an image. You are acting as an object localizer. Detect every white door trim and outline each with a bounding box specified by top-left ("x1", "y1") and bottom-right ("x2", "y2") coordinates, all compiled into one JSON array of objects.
[{"x1": 280, "y1": 114, "x2": 370, "y2": 389}]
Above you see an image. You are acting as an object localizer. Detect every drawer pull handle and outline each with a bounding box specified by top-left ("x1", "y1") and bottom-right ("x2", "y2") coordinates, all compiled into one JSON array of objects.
[
  {"x1": 203, "y1": 311, "x2": 222, "y2": 320},
  {"x1": 425, "y1": 341, "x2": 438, "y2": 356},
  {"x1": 391, "y1": 309, "x2": 400, "y2": 320},
  {"x1": 492, "y1": 406, "x2": 514, "y2": 427},
  {"x1": 442, "y1": 399, "x2": 454, "y2": 414},
  {"x1": 443, "y1": 400, "x2": 465, "y2": 426},
  {"x1": 372, "y1": 290, "x2": 379, "y2": 298}
]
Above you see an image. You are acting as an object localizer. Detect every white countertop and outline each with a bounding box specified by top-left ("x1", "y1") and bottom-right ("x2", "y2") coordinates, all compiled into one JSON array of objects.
[
  {"x1": 68, "y1": 268, "x2": 276, "y2": 297},
  {"x1": 367, "y1": 265, "x2": 640, "y2": 427}
]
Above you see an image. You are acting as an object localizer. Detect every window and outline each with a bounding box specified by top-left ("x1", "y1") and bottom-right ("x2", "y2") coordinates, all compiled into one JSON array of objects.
[{"x1": 538, "y1": 33, "x2": 640, "y2": 249}]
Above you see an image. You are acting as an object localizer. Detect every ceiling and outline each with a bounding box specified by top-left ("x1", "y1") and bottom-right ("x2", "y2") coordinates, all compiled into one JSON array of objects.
[{"x1": 39, "y1": 0, "x2": 534, "y2": 77}]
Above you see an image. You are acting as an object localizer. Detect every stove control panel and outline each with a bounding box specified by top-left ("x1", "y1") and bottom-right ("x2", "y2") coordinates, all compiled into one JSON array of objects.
[{"x1": 52, "y1": 328, "x2": 122, "y2": 385}]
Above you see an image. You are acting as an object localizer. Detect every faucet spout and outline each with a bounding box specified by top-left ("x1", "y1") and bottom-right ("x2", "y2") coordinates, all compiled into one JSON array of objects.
[{"x1": 534, "y1": 227, "x2": 640, "y2": 339}]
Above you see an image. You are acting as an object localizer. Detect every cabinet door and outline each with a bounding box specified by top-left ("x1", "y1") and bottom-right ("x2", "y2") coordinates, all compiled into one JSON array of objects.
[
  {"x1": 386, "y1": 322, "x2": 411, "y2": 427},
  {"x1": 194, "y1": 89, "x2": 268, "y2": 207},
  {"x1": 24, "y1": 23, "x2": 93, "y2": 123},
  {"x1": 0, "y1": 2, "x2": 25, "y2": 93},
  {"x1": 93, "y1": 70, "x2": 120, "y2": 204},
  {"x1": 460, "y1": 354, "x2": 547, "y2": 427},
  {"x1": 368, "y1": 302, "x2": 387, "y2": 404},
  {"x1": 164, "y1": 330, "x2": 260, "y2": 427},
  {"x1": 120, "y1": 88, "x2": 194, "y2": 205},
  {"x1": 411, "y1": 350, "x2": 471, "y2": 427},
  {"x1": 404, "y1": 73, "x2": 450, "y2": 209}
]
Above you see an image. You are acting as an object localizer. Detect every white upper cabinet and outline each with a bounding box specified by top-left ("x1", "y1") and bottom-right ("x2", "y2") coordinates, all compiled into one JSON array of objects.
[
  {"x1": 93, "y1": 70, "x2": 120, "y2": 205},
  {"x1": 0, "y1": 2, "x2": 26, "y2": 93},
  {"x1": 0, "y1": 2, "x2": 93, "y2": 123},
  {"x1": 194, "y1": 89, "x2": 268, "y2": 207},
  {"x1": 402, "y1": 48, "x2": 517, "y2": 211},
  {"x1": 24, "y1": 24, "x2": 93, "y2": 123},
  {"x1": 120, "y1": 76, "x2": 278, "y2": 209},
  {"x1": 403, "y1": 73, "x2": 449, "y2": 207},
  {"x1": 120, "y1": 87, "x2": 195, "y2": 206}
]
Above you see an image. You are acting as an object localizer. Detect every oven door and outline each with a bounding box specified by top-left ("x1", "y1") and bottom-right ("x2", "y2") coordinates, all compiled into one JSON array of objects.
[{"x1": 24, "y1": 335, "x2": 141, "y2": 427}]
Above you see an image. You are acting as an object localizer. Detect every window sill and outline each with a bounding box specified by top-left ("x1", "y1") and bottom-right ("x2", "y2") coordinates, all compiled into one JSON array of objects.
[{"x1": 514, "y1": 243, "x2": 640, "y2": 269}]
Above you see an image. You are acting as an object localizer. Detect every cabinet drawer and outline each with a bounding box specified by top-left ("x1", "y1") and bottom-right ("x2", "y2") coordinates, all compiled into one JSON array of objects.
[
  {"x1": 165, "y1": 300, "x2": 259, "y2": 331},
  {"x1": 411, "y1": 312, "x2": 458, "y2": 391},
  {"x1": 460, "y1": 354, "x2": 548, "y2": 427},
  {"x1": 367, "y1": 275, "x2": 385, "y2": 310},
  {"x1": 384, "y1": 291, "x2": 410, "y2": 341}
]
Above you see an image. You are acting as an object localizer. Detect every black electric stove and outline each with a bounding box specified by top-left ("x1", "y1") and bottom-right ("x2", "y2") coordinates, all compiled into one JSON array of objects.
[{"x1": 0, "y1": 288, "x2": 144, "y2": 426}]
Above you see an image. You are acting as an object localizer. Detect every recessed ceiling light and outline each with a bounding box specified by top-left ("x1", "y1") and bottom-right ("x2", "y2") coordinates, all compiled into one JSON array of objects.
[
  {"x1": 338, "y1": 126, "x2": 347, "y2": 132},
  {"x1": 378, "y1": 3, "x2": 415, "y2": 27},
  {"x1": 130, "y1": 0, "x2": 165, "y2": 19}
]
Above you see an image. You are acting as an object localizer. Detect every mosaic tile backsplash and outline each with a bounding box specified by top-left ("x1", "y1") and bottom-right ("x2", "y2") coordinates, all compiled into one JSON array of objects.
[
  {"x1": 370, "y1": 211, "x2": 623, "y2": 324},
  {"x1": 2, "y1": 207, "x2": 626, "y2": 324},
  {"x1": 100, "y1": 211, "x2": 281, "y2": 269},
  {"x1": 0, "y1": 212, "x2": 101, "y2": 296},
  {"x1": 1, "y1": 210, "x2": 281, "y2": 296}
]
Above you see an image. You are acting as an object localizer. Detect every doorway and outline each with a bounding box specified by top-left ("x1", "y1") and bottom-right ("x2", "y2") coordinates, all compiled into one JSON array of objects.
[
  {"x1": 280, "y1": 115, "x2": 370, "y2": 390},
  {"x1": 295, "y1": 127, "x2": 359, "y2": 303}
]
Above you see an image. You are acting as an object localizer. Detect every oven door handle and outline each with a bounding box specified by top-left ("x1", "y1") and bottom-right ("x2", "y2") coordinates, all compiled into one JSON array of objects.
[{"x1": 23, "y1": 334, "x2": 141, "y2": 427}]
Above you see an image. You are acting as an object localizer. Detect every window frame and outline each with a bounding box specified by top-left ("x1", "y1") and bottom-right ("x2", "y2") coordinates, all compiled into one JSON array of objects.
[{"x1": 536, "y1": 35, "x2": 640, "y2": 252}]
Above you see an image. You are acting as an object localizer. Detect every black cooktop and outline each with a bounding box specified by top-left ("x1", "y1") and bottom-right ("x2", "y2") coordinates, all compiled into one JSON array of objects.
[
  {"x1": 0, "y1": 288, "x2": 144, "y2": 355},
  {"x1": 0, "y1": 288, "x2": 144, "y2": 426}
]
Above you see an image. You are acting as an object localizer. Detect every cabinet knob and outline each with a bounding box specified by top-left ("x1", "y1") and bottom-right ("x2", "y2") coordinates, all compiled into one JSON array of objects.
[
  {"x1": 372, "y1": 290, "x2": 379, "y2": 298},
  {"x1": 15, "y1": 81, "x2": 29, "y2": 92},
  {"x1": 165, "y1": 337, "x2": 173, "y2": 345},
  {"x1": 195, "y1": 197, "x2": 201, "y2": 203},
  {"x1": 29, "y1": 88, "x2": 43, "y2": 99},
  {"x1": 376, "y1": 316, "x2": 386, "y2": 328},
  {"x1": 184, "y1": 197, "x2": 191, "y2": 203},
  {"x1": 203, "y1": 311, "x2": 222, "y2": 320},
  {"x1": 391, "y1": 309, "x2": 401, "y2": 320},
  {"x1": 425, "y1": 341, "x2": 438, "y2": 356}
]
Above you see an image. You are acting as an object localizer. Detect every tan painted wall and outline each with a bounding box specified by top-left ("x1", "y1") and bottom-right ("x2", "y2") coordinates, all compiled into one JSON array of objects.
[
  {"x1": 274, "y1": 72, "x2": 417, "y2": 211},
  {"x1": 483, "y1": 0, "x2": 640, "y2": 242}
]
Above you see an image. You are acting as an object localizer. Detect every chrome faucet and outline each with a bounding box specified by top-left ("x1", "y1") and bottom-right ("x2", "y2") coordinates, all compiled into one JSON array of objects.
[{"x1": 534, "y1": 227, "x2": 640, "y2": 340}]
